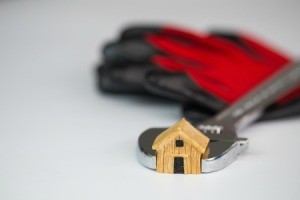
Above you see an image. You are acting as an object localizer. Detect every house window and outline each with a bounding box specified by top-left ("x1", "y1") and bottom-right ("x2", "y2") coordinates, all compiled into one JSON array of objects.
[{"x1": 176, "y1": 140, "x2": 184, "y2": 147}]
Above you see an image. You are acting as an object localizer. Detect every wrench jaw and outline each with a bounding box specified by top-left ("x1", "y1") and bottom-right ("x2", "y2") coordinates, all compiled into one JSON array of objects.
[
  {"x1": 136, "y1": 128, "x2": 249, "y2": 173},
  {"x1": 202, "y1": 138, "x2": 248, "y2": 173},
  {"x1": 136, "y1": 142, "x2": 156, "y2": 170},
  {"x1": 136, "y1": 128, "x2": 163, "y2": 170}
]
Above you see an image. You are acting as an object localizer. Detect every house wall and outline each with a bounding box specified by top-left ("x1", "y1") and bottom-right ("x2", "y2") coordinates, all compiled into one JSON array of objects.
[{"x1": 156, "y1": 135, "x2": 202, "y2": 174}]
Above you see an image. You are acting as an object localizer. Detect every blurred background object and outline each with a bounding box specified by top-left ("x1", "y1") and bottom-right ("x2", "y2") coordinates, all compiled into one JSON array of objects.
[
  {"x1": 0, "y1": 1, "x2": 300, "y2": 200},
  {"x1": 97, "y1": 25, "x2": 300, "y2": 122}
]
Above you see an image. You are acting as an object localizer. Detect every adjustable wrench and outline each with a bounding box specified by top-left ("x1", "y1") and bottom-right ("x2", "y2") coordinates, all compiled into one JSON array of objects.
[{"x1": 137, "y1": 62, "x2": 300, "y2": 173}]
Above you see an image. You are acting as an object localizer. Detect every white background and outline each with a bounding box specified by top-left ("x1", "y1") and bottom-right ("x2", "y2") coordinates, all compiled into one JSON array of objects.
[{"x1": 0, "y1": 1, "x2": 300, "y2": 200}]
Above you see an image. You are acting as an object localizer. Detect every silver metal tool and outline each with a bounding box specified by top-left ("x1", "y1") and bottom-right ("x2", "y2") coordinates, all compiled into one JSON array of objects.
[{"x1": 137, "y1": 62, "x2": 300, "y2": 173}]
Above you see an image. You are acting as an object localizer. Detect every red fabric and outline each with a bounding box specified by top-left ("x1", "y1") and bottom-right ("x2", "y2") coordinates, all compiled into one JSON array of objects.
[{"x1": 145, "y1": 26, "x2": 297, "y2": 104}]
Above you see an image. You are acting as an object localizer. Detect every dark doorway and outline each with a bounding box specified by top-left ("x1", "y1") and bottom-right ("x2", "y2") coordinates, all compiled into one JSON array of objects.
[{"x1": 174, "y1": 157, "x2": 184, "y2": 174}]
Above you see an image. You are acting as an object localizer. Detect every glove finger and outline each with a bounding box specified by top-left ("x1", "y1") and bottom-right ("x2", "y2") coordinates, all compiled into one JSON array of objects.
[
  {"x1": 103, "y1": 40, "x2": 159, "y2": 64},
  {"x1": 97, "y1": 63, "x2": 160, "y2": 93},
  {"x1": 211, "y1": 31, "x2": 290, "y2": 66},
  {"x1": 144, "y1": 71, "x2": 226, "y2": 112},
  {"x1": 120, "y1": 25, "x2": 161, "y2": 40}
]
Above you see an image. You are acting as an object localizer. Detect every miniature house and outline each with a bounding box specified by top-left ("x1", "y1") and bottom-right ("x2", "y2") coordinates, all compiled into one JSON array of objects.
[{"x1": 152, "y1": 118, "x2": 210, "y2": 174}]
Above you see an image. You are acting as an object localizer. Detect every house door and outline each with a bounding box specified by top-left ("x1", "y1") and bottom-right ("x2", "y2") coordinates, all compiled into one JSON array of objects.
[{"x1": 174, "y1": 157, "x2": 184, "y2": 174}]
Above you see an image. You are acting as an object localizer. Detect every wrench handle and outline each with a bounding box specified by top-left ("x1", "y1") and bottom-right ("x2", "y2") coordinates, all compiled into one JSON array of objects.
[{"x1": 206, "y1": 61, "x2": 300, "y2": 133}]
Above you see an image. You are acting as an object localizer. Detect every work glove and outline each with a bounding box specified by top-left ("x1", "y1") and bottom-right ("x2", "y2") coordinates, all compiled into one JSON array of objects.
[{"x1": 97, "y1": 25, "x2": 300, "y2": 122}]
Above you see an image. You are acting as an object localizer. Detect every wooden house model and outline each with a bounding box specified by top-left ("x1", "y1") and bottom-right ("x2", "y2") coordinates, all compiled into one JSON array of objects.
[{"x1": 152, "y1": 118, "x2": 210, "y2": 174}]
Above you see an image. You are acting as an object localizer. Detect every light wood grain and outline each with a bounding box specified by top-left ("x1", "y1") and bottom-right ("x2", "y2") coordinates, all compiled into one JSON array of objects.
[{"x1": 153, "y1": 118, "x2": 210, "y2": 174}]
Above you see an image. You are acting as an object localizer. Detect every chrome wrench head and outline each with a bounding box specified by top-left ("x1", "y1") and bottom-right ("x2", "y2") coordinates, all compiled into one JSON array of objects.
[{"x1": 136, "y1": 62, "x2": 300, "y2": 173}]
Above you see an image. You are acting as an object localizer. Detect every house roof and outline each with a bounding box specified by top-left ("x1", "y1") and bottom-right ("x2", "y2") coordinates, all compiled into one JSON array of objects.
[{"x1": 152, "y1": 118, "x2": 210, "y2": 153}]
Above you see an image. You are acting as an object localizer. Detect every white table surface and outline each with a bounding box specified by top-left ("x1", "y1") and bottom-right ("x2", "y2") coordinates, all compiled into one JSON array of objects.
[{"x1": 0, "y1": 1, "x2": 300, "y2": 200}]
